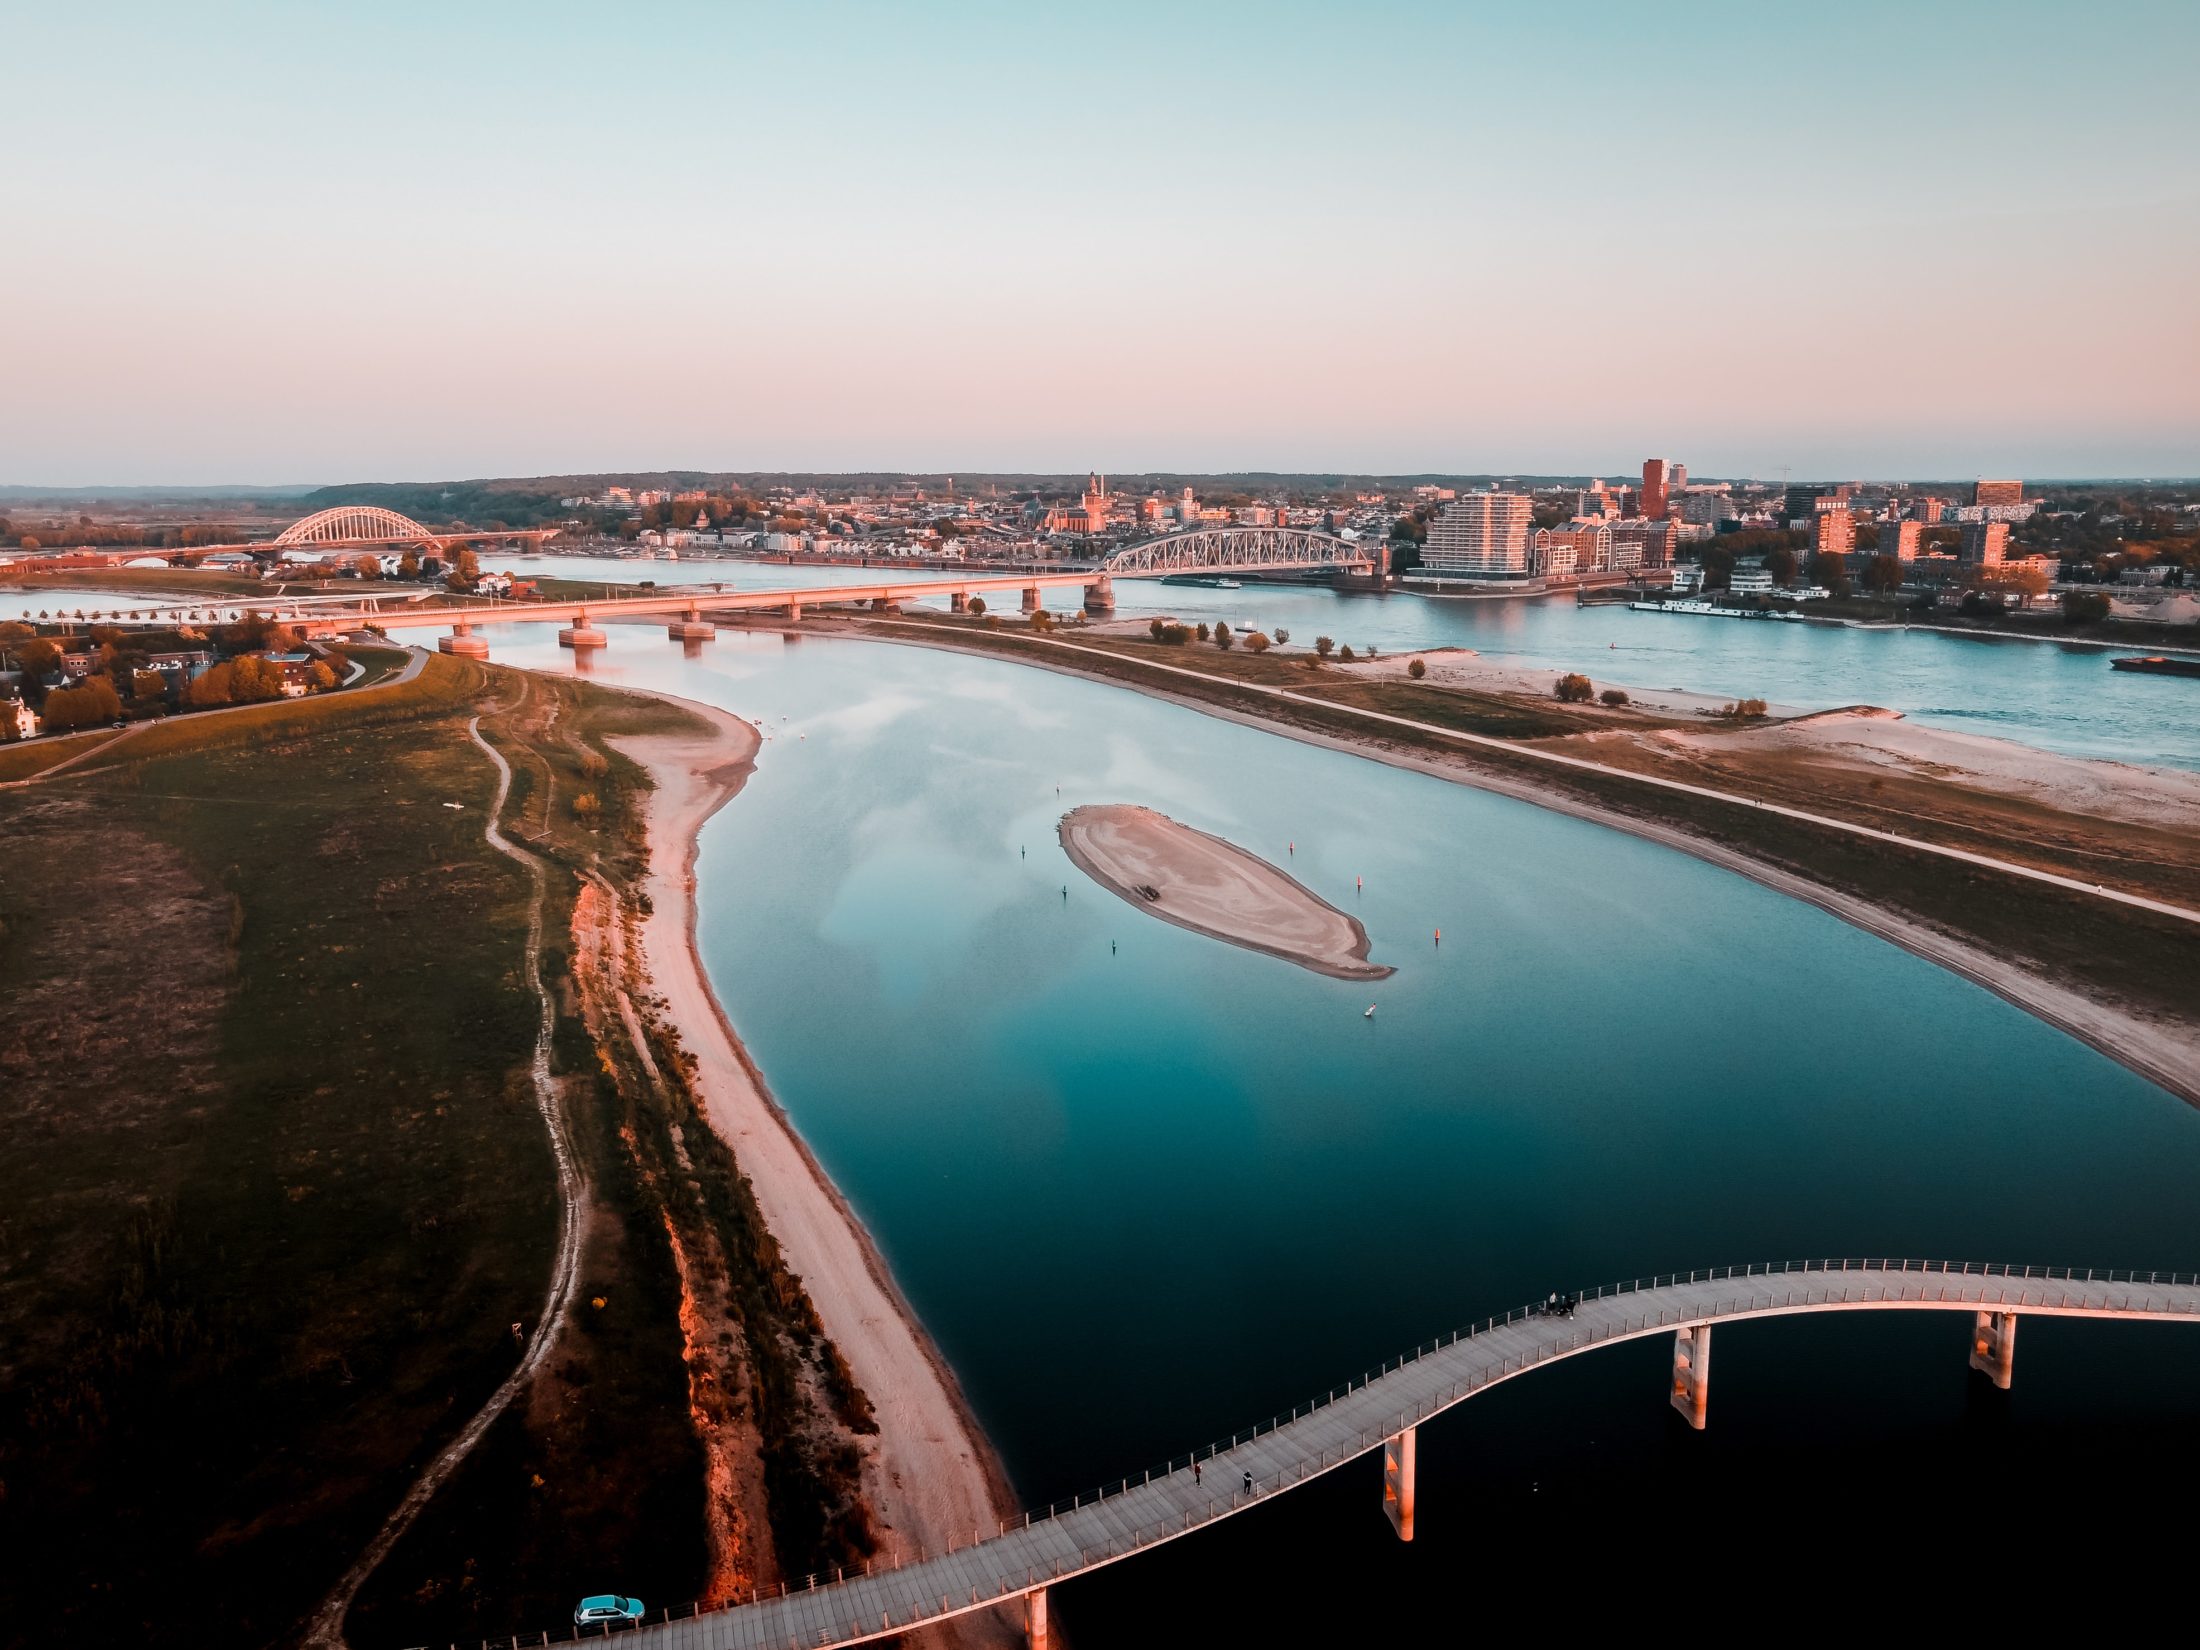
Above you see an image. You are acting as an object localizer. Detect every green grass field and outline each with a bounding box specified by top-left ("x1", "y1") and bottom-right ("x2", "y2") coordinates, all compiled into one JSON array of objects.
[{"x1": 0, "y1": 652, "x2": 890, "y2": 1646}]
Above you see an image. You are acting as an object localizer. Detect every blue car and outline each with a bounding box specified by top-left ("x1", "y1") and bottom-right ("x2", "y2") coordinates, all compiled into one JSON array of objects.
[{"x1": 574, "y1": 1594, "x2": 645, "y2": 1628}]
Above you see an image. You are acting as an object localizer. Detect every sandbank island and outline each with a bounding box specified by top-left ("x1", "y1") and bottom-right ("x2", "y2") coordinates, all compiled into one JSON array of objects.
[{"x1": 1060, "y1": 803, "x2": 1393, "y2": 980}]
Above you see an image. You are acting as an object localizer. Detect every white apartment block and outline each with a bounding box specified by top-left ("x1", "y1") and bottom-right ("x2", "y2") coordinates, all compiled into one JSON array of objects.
[{"x1": 1424, "y1": 492, "x2": 1536, "y2": 576}]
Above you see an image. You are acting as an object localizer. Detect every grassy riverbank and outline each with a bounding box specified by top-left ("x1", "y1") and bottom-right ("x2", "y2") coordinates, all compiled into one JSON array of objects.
[
  {"x1": 829, "y1": 612, "x2": 2200, "y2": 1048},
  {"x1": 0, "y1": 653, "x2": 881, "y2": 1645}
]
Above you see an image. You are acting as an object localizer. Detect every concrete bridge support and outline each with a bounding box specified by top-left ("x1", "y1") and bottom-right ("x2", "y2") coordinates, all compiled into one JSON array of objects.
[
  {"x1": 1025, "y1": 1586, "x2": 1050, "y2": 1650},
  {"x1": 1969, "y1": 1310, "x2": 2018, "y2": 1390},
  {"x1": 1083, "y1": 575, "x2": 1115, "y2": 615},
  {"x1": 1021, "y1": 586, "x2": 1040, "y2": 614},
  {"x1": 1671, "y1": 1323, "x2": 1711, "y2": 1429},
  {"x1": 558, "y1": 609, "x2": 607, "y2": 649},
  {"x1": 438, "y1": 619, "x2": 488, "y2": 658},
  {"x1": 949, "y1": 591, "x2": 968, "y2": 613},
  {"x1": 667, "y1": 606, "x2": 714, "y2": 641},
  {"x1": 1381, "y1": 1426, "x2": 1417, "y2": 1540},
  {"x1": 786, "y1": 599, "x2": 804, "y2": 622}
]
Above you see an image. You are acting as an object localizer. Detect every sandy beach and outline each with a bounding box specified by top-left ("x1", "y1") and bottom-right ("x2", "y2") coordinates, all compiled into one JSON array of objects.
[
  {"x1": 1060, "y1": 802, "x2": 1393, "y2": 979},
  {"x1": 609, "y1": 701, "x2": 1020, "y2": 1648}
]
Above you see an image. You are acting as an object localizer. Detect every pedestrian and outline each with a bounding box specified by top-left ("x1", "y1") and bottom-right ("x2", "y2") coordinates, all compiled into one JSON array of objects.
[
  {"x1": 1242, "y1": 1470, "x2": 1252, "y2": 1494},
  {"x1": 1193, "y1": 1462, "x2": 1201, "y2": 1485}
]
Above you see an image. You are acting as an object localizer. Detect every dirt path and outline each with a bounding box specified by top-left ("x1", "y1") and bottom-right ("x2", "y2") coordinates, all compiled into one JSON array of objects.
[{"x1": 301, "y1": 707, "x2": 585, "y2": 1648}]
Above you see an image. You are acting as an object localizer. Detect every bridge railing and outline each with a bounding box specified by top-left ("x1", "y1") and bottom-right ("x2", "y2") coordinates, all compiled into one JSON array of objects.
[{"x1": 491, "y1": 1259, "x2": 2200, "y2": 1642}]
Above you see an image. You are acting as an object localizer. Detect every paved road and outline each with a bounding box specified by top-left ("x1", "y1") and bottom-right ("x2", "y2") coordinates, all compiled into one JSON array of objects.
[
  {"x1": 611, "y1": 1261, "x2": 2200, "y2": 1650},
  {"x1": 959, "y1": 630, "x2": 2200, "y2": 928}
]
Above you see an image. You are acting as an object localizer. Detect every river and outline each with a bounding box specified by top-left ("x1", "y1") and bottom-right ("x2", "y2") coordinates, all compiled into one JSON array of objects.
[
  {"x1": 497, "y1": 552, "x2": 2200, "y2": 771},
  {"x1": 11, "y1": 552, "x2": 2195, "y2": 768},
  {"x1": 483, "y1": 620, "x2": 2200, "y2": 1623}
]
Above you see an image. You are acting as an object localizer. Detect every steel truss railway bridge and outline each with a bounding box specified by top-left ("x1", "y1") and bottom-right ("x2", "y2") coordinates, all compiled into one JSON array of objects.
[{"x1": 472, "y1": 1260, "x2": 2197, "y2": 1649}]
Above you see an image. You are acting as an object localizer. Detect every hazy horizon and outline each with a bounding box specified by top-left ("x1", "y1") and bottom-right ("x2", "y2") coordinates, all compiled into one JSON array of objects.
[{"x1": 3, "y1": 1, "x2": 2195, "y2": 483}]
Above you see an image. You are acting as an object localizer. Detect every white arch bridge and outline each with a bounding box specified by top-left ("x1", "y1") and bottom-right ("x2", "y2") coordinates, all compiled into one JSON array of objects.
[
  {"x1": 1097, "y1": 525, "x2": 1377, "y2": 578},
  {"x1": 272, "y1": 505, "x2": 557, "y2": 554},
  {"x1": 494, "y1": 1259, "x2": 2200, "y2": 1649}
]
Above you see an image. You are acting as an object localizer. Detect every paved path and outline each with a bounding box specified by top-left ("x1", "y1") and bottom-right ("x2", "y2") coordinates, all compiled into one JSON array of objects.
[
  {"x1": 0, "y1": 646, "x2": 427, "y2": 792},
  {"x1": 595, "y1": 1260, "x2": 2200, "y2": 1650},
  {"x1": 902, "y1": 628, "x2": 2200, "y2": 928}
]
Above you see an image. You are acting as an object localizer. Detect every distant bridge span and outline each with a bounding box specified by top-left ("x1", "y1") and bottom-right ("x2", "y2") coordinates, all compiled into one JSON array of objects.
[
  {"x1": 1099, "y1": 524, "x2": 1375, "y2": 577},
  {"x1": 515, "y1": 1259, "x2": 2199, "y2": 1649},
  {"x1": 24, "y1": 507, "x2": 556, "y2": 569}
]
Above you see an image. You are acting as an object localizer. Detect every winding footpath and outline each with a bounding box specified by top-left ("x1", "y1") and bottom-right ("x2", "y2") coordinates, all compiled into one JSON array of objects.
[{"x1": 301, "y1": 705, "x2": 585, "y2": 1647}]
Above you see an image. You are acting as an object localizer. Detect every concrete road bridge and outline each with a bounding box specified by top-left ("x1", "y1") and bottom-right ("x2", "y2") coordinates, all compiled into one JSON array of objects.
[
  {"x1": 478, "y1": 1259, "x2": 2199, "y2": 1649},
  {"x1": 286, "y1": 571, "x2": 1117, "y2": 656},
  {"x1": 275, "y1": 527, "x2": 1378, "y2": 654}
]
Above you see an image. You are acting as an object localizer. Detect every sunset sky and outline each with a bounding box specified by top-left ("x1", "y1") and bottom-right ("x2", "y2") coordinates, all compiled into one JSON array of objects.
[{"x1": 3, "y1": 1, "x2": 2195, "y2": 484}]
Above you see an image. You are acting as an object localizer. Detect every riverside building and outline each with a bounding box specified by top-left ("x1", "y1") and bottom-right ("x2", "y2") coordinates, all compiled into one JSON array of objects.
[
  {"x1": 1960, "y1": 520, "x2": 2011, "y2": 566},
  {"x1": 1424, "y1": 492, "x2": 1536, "y2": 577}
]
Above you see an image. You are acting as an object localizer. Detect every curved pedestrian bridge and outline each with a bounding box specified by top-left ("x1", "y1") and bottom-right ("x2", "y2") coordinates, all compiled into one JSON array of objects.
[{"x1": 578, "y1": 1261, "x2": 2200, "y2": 1648}]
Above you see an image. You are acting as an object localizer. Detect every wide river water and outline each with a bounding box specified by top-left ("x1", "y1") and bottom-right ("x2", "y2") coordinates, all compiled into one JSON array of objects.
[
  {"x1": 13, "y1": 551, "x2": 2196, "y2": 767},
  {"x1": 480, "y1": 620, "x2": 2200, "y2": 1624}
]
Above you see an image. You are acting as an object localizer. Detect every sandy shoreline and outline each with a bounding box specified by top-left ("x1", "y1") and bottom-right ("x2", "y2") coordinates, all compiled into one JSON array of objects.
[
  {"x1": 1060, "y1": 802, "x2": 1392, "y2": 979},
  {"x1": 838, "y1": 622, "x2": 2200, "y2": 1111},
  {"x1": 606, "y1": 693, "x2": 1020, "y2": 1648}
]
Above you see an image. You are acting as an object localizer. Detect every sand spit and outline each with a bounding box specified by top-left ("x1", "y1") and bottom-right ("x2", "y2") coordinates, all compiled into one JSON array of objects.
[
  {"x1": 1060, "y1": 802, "x2": 1393, "y2": 980},
  {"x1": 610, "y1": 697, "x2": 1019, "y2": 1649}
]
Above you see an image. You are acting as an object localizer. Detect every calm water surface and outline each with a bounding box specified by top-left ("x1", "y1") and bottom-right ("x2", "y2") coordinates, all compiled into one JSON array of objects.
[
  {"x1": 12, "y1": 554, "x2": 2194, "y2": 767},
  {"x1": 484, "y1": 553, "x2": 2200, "y2": 770},
  {"x1": 490, "y1": 624, "x2": 2200, "y2": 1618}
]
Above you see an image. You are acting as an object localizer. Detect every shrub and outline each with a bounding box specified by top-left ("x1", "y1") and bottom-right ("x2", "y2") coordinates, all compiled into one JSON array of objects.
[
  {"x1": 1196, "y1": 622, "x2": 1211, "y2": 641},
  {"x1": 1274, "y1": 628, "x2": 1289, "y2": 644},
  {"x1": 1600, "y1": 688, "x2": 1629, "y2": 706},
  {"x1": 1213, "y1": 621, "x2": 1233, "y2": 650},
  {"x1": 40, "y1": 677, "x2": 123, "y2": 729},
  {"x1": 1313, "y1": 635, "x2": 1334, "y2": 658},
  {"x1": 1719, "y1": 697, "x2": 1769, "y2": 720},
  {"x1": 1554, "y1": 673, "x2": 1594, "y2": 703},
  {"x1": 1243, "y1": 630, "x2": 1270, "y2": 654},
  {"x1": 1338, "y1": 644, "x2": 1356, "y2": 662},
  {"x1": 2060, "y1": 590, "x2": 2111, "y2": 626},
  {"x1": 1149, "y1": 618, "x2": 1167, "y2": 641},
  {"x1": 1407, "y1": 658, "x2": 1426, "y2": 679},
  {"x1": 967, "y1": 596, "x2": 985, "y2": 616}
]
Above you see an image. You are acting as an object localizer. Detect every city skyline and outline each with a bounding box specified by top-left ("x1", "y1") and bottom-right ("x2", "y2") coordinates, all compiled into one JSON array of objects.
[{"x1": 3, "y1": 2, "x2": 2196, "y2": 482}]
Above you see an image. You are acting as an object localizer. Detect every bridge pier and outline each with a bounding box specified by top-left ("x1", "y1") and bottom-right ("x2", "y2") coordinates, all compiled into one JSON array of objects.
[
  {"x1": 786, "y1": 599, "x2": 804, "y2": 622},
  {"x1": 1968, "y1": 1310, "x2": 2018, "y2": 1390},
  {"x1": 1021, "y1": 586, "x2": 1040, "y2": 614},
  {"x1": 949, "y1": 591, "x2": 968, "y2": 613},
  {"x1": 558, "y1": 609, "x2": 607, "y2": 649},
  {"x1": 437, "y1": 619, "x2": 488, "y2": 658},
  {"x1": 869, "y1": 596, "x2": 898, "y2": 613},
  {"x1": 667, "y1": 606, "x2": 714, "y2": 641},
  {"x1": 1381, "y1": 1426, "x2": 1416, "y2": 1540},
  {"x1": 1083, "y1": 575, "x2": 1115, "y2": 615},
  {"x1": 1671, "y1": 1323, "x2": 1711, "y2": 1429},
  {"x1": 1025, "y1": 1586, "x2": 1049, "y2": 1650}
]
